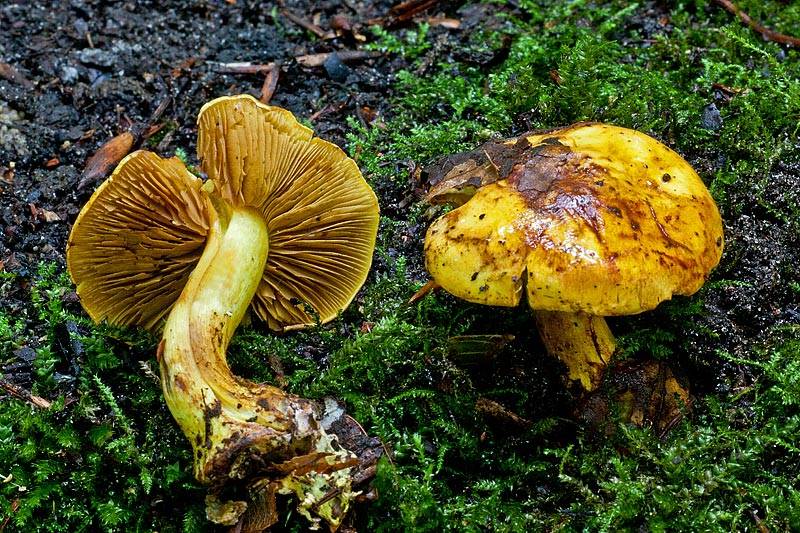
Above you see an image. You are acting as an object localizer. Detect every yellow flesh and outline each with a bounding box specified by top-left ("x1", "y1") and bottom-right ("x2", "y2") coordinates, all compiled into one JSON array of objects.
[{"x1": 533, "y1": 310, "x2": 616, "y2": 392}]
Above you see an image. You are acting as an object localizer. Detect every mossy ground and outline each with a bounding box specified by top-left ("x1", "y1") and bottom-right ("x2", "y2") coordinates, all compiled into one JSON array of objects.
[{"x1": 2, "y1": 1, "x2": 800, "y2": 531}]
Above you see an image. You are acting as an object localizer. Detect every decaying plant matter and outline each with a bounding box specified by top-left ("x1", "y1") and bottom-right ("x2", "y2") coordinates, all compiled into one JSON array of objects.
[{"x1": 67, "y1": 95, "x2": 381, "y2": 531}]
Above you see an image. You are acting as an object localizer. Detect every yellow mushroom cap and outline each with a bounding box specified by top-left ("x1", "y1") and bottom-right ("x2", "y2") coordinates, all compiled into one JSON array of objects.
[
  {"x1": 67, "y1": 151, "x2": 211, "y2": 331},
  {"x1": 197, "y1": 94, "x2": 380, "y2": 330},
  {"x1": 424, "y1": 122, "x2": 724, "y2": 316}
]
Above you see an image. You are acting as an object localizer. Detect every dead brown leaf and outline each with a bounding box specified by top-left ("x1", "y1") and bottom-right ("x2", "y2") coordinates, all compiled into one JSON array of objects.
[{"x1": 79, "y1": 131, "x2": 135, "y2": 189}]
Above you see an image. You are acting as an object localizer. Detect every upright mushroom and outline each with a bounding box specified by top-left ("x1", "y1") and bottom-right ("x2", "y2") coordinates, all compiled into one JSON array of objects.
[
  {"x1": 424, "y1": 122, "x2": 723, "y2": 401},
  {"x1": 67, "y1": 95, "x2": 380, "y2": 531}
]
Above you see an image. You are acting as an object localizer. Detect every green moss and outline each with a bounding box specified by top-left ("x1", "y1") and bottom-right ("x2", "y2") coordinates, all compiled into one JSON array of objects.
[
  {"x1": 0, "y1": 268, "x2": 206, "y2": 532},
  {"x1": 335, "y1": 2, "x2": 800, "y2": 530},
  {"x1": 551, "y1": 336, "x2": 800, "y2": 532},
  {"x1": 367, "y1": 23, "x2": 432, "y2": 61},
  {"x1": 4, "y1": 0, "x2": 800, "y2": 531}
]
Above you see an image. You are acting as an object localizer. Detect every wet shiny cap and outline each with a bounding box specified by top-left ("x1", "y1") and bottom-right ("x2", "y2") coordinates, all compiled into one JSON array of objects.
[{"x1": 424, "y1": 122, "x2": 724, "y2": 316}]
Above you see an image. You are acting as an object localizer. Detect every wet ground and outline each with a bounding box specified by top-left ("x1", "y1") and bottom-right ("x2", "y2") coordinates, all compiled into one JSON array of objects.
[
  {"x1": 2, "y1": 0, "x2": 800, "y2": 525},
  {"x1": 1, "y1": 0, "x2": 401, "y2": 275}
]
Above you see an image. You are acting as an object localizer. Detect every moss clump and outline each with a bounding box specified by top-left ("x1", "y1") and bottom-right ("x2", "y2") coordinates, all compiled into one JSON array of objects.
[{"x1": 1, "y1": 264, "x2": 207, "y2": 532}]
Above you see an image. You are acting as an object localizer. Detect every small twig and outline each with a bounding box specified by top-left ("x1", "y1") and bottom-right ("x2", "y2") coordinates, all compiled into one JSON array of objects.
[
  {"x1": 78, "y1": 131, "x2": 136, "y2": 190},
  {"x1": 0, "y1": 499, "x2": 20, "y2": 532},
  {"x1": 281, "y1": 9, "x2": 327, "y2": 38},
  {"x1": 149, "y1": 97, "x2": 171, "y2": 123},
  {"x1": 714, "y1": 0, "x2": 800, "y2": 48},
  {"x1": 380, "y1": 0, "x2": 442, "y2": 26},
  {"x1": 0, "y1": 62, "x2": 33, "y2": 89},
  {"x1": 307, "y1": 100, "x2": 350, "y2": 122},
  {"x1": 425, "y1": 16, "x2": 461, "y2": 30},
  {"x1": 170, "y1": 56, "x2": 198, "y2": 78},
  {"x1": 209, "y1": 61, "x2": 277, "y2": 75},
  {"x1": 408, "y1": 279, "x2": 439, "y2": 304},
  {"x1": 208, "y1": 62, "x2": 281, "y2": 103},
  {"x1": 0, "y1": 378, "x2": 51, "y2": 409},
  {"x1": 749, "y1": 507, "x2": 770, "y2": 533},
  {"x1": 260, "y1": 62, "x2": 280, "y2": 104},
  {"x1": 295, "y1": 50, "x2": 382, "y2": 68}
]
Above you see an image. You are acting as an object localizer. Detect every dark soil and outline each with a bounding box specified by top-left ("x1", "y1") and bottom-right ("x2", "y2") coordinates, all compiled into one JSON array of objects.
[
  {"x1": 2, "y1": 0, "x2": 800, "y2": 528},
  {"x1": 1, "y1": 0, "x2": 401, "y2": 274}
]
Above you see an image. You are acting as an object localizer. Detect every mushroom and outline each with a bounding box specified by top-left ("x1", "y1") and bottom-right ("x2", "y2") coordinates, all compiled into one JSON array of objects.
[
  {"x1": 424, "y1": 122, "x2": 723, "y2": 399},
  {"x1": 67, "y1": 95, "x2": 380, "y2": 531}
]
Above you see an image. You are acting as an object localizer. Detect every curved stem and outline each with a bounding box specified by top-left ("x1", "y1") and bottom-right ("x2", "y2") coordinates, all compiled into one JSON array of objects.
[
  {"x1": 159, "y1": 205, "x2": 357, "y2": 530},
  {"x1": 533, "y1": 310, "x2": 615, "y2": 393}
]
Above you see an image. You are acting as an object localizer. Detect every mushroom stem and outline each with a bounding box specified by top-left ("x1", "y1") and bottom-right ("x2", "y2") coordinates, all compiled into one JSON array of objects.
[
  {"x1": 532, "y1": 310, "x2": 616, "y2": 393},
  {"x1": 159, "y1": 203, "x2": 357, "y2": 530}
]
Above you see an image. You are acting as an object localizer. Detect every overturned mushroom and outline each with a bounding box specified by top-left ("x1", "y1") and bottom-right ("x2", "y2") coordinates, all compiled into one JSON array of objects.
[
  {"x1": 424, "y1": 123, "x2": 723, "y2": 405},
  {"x1": 67, "y1": 95, "x2": 380, "y2": 531}
]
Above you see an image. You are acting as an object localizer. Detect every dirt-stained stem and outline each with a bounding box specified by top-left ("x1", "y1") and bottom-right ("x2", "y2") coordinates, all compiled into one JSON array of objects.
[
  {"x1": 533, "y1": 310, "x2": 616, "y2": 393},
  {"x1": 158, "y1": 200, "x2": 358, "y2": 530}
]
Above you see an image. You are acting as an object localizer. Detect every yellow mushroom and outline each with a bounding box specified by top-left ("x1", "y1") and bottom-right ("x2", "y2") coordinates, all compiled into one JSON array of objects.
[
  {"x1": 424, "y1": 122, "x2": 723, "y2": 394},
  {"x1": 67, "y1": 95, "x2": 380, "y2": 531}
]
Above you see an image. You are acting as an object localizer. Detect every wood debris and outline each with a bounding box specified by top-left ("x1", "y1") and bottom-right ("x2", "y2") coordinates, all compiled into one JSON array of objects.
[
  {"x1": 208, "y1": 62, "x2": 280, "y2": 103},
  {"x1": 78, "y1": 131, "x2": 135, "y2": 190},
  {"x1": 0, "y1": 62, "x2": 33, "y2": 89},
  {"x1": 208, "y1": 61, "x2": 277, "y2": 75},
  {"x1": 295, "y1": 50, "x2": 381, "y2": 68},
  {"x1": 260, "y1": 63, "x2": 280, "y2": 104},
  {"x1": 281, "y1": 9, "x2": 327, "y2": 38},
  {"x1": 715, "y1": 0, "x2": 800, "y2": 48},
  {"x1": 379, "y1": 0, "x2": 443, "y2": 27},
  {"x1": 0, "y1": 378, "x2": 51, "y2": 409}
]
